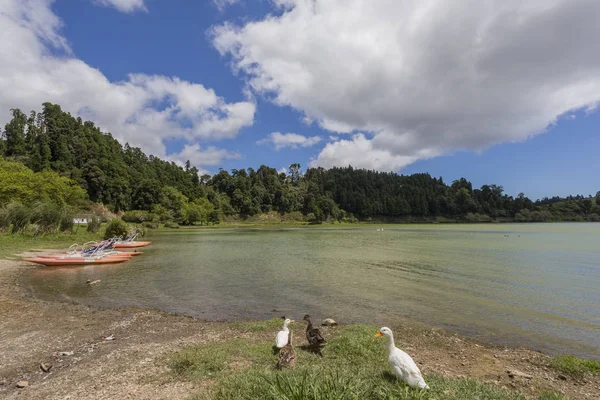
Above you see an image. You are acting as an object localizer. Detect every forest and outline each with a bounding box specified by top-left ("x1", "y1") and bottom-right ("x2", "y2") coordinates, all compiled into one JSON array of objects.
[{"x1": 1, "y1": 103, "x2": 599, "y2": 233}]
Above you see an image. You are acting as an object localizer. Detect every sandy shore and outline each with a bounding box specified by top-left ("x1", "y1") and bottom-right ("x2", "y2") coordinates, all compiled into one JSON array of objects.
[{"x1": 1, "y1": 258, "x2": 599, "y2": 399}]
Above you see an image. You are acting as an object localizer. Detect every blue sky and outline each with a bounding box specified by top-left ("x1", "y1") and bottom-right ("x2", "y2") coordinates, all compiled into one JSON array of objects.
[{"x1": 2, "y1": 0, "x2": 599, "y2": 200}]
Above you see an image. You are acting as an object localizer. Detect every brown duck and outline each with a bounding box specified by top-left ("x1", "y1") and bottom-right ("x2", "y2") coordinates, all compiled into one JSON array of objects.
[
  {"x1": 303, "y1": 314, "x2": 326, "y2": 356},
  {"x1": 276, "y1": 330, "x2": 296, "y2": 369}
]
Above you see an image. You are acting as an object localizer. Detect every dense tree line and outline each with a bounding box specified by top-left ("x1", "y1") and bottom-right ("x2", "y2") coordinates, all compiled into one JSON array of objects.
[{"x1": 1, "y1": 103, "x2": 598, "y2": 224}]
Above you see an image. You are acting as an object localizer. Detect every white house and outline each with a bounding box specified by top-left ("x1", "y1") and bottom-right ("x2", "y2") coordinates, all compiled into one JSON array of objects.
[{"x1": 73, "y1": 216, "x2": 91, "y2": 224}]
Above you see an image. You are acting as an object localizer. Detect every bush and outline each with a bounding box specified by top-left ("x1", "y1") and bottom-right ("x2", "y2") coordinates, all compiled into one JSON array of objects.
[
  {"x1": 104, "y1": 219, "x2": 130, "y2": 239},
  {"x1": 6, "y1": 201, "x2": 32, "y2": 234},
  {"x1": 143, "y1": 221, "x2": 159, "y2": 229},
  {"x1": 164, "y1": 221, "x2": 180, "y2": 229},
  {"x1": 0, "y1": 206, "x2": 10, "y2": 232},
  {"x1": 305, "y1": 213, "x2": 319, "y2": 223},
  {"x1": 587, "y1": 213, "x2": 600, "y2": 222},
  {"x1": 121, "y1": 210, "x2": 150, "y2": 223},
  {"x1": 87, "y1": 215, "x2": 102, "y2": 233},
  {"x1": 90, "y1": 203, "x2": 116, "y2": 222},
  {"x1": 208, "y1": 210, "x2": 220, "y2": 225},
  {"x1": 59, "y1": 213, "x2": 75, "y2": 232}
]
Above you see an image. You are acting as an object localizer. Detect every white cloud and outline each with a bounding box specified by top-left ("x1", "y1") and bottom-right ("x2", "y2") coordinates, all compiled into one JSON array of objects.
[
  {"x1": 278, "y1": 167, "x2": 287, "y2": 175},
  {"x1": 167, "y1": 144, "x2": 240, "y2": 176},
  {"x1": 212, "y1": 0, "x2": 240, "y2": 11},
  {"x1": 0, "y1": 0, "x2": 255, "y2": 170},
  {"x1": 310, "y1": 134, "x2": 426, "y2": 171},
  {"x1": 213, "y1": 0, "x2": 600, "y2": 171},
  {"x1": 257, "y1": 132, "x2": 321, "y2": 150},
  {"x1": 93, "y1": 0, "x2": 147, "y2": 13}
]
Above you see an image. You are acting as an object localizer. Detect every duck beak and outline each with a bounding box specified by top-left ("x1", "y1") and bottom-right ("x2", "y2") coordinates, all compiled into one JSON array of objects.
[
  {"x1": 375, "y1": 332, "x2": 383, "y2": 337},
  {"x1": 290, "y1": 320, "x2": 295, "y2": 323}
]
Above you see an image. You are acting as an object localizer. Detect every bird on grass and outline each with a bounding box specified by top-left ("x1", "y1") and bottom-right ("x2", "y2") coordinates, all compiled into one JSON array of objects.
[
  {"x1": 275, "y1": 316, "x2": 294, "y2": 349},
  {"x1": 375, "y1": 327, "x2": 429, "y2": 390},
  {"x1": 303, "y1": 314, "x2": 326, "y2": 356},
  {"x1": 276, "y1": 330, "x2": 296, "y2": 369}
]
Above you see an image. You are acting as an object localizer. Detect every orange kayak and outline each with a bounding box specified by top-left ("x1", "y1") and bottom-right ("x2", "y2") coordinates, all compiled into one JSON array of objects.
[
  {"x1": 24, "y1": 257, "x2": 129, "y2": 267},
  {"x1": 37, "y1": 252, "x2": 135, "y2": 259},
  {"x1": 113, "y1": 241, "x2": 152, "y2": 248}
]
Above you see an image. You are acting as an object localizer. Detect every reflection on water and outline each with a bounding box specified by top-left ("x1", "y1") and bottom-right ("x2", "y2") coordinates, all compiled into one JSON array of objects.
[{"x1": 23, "y1": 223, "x2": 600, "y2": 360}]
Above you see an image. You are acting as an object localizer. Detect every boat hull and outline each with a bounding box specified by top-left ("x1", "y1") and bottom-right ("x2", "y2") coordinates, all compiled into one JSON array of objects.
[
  {"x1": 114, "y1": 241, "x2": 152, "y2": 248},
  {"x1": 24, "y1": 257, "x2": 129, "y2": 267},
  {"x1": 37, "y1": 252, "x2": 134, "y2": 259}
]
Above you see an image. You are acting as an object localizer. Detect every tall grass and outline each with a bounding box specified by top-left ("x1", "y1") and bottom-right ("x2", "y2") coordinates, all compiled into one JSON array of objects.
[
  {"x1": 6, "y1": 201, "x2": 32, "y2": 234},
  {"x1": 1, "y1": 201, "x2": 74, "y2": 234},
  {"x1": 551, "y1": 355, "x2": 600, "y2": 378}
]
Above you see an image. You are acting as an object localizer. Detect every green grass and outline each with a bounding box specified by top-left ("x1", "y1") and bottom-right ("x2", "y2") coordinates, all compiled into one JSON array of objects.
[
  {"x1": 551, "y1": 355, "x2": 600, "y2": 378},
  {"x1": 230, "y1": 318, "x2": 287, "y2": 332},
  {"x1": 0, "y1": 228, "x2": 104, "y2": 259},
  {"x1": 537, "y1": 392, "x2": 568, "y2": 400},
  {"x1": 170, "y1": 321, "x2": 565, "y2": 400}
]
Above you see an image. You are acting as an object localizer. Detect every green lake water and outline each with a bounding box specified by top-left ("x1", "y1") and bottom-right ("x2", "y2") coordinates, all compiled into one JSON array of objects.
[{"x1": 23, "y1": 223, "x2": 600, "y2": 359}]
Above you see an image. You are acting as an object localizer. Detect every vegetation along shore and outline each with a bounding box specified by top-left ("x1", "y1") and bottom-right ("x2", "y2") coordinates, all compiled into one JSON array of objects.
[{"x1": 2, "y1": 103, "x2": 600, "y2": 233}]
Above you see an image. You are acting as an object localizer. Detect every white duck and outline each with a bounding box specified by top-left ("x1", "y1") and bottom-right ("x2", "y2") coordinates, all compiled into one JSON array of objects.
[
  {"x1": 275, "y1": 317, "x2": 294, "y2": 348},
  {"x1": 375, "y1": 327, "x2": 429, "y2": 390}
]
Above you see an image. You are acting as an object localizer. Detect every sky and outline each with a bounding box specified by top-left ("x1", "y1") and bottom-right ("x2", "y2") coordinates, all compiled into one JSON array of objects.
[{"x1": 1, "y1": 0, "x2": 599, "y2": 200}]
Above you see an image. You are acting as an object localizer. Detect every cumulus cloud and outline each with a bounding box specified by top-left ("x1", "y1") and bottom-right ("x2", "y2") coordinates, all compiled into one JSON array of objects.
[
  {"x1": 0, "y1": 0, "x2": 255, "y2": 170},
  {"x1": 311, "y1": 133, "x2": 424, "y2": 171},
  {"x1": 257, "y1": 132, "x2": 321, "y2": 150},
  {"x1": 213, "y1": 0, "x2": 600, "y2": 170},
  {"x1": 167, "y1": 144, "x2": 240, "y2": 176},
  {"x1": 93, "y1": 0, "x2": 147, "y2": 13},
  {"x1": 212, "y1": 0, "x2": 240, "y2": 11}
]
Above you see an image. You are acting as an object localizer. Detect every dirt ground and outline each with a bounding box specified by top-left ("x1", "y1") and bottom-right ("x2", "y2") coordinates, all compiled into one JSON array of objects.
[{"x1": 0, "y1": 257, "x2": 599, "y2": 400}]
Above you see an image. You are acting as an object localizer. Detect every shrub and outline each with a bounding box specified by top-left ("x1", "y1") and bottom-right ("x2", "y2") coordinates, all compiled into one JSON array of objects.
[
  {"x1": 164, "y1": 221, "x2": 180, "y2": 229},
  {"x1": 6, "y1": 201, "x2": 32, "y2": 234},
  {"x1": 87, "y1": 215, "x2": 102, "y2": 233},
  {"x1": 305, "y1": 213, "x2": 318, "y2": 223},
  {"x1": 104, "y1": 219, "x2": 130, "y2": 239},
  {"x1": 121, "y1": 210, "x2": 150, "y2": 223},
  {"x1": 90, "y1": 203, "x2": 116, "y2": 222},
  {"x1": 0, "y1": 206, "x2": 10, "y2": 232},
  {"x1": 208, "y1": 210, "x2": 220, "y2": 225},
  {"x1": 30, "y1": 202, "x2": 62, "y2": 234},
  {"x1": 587, "y1": 213, "x2": 600, "y2": 222},
  {"x1": 59, "y1": 212, "x2": 75, "y2": 232},
  {"x1": 143, "y1": 221, "x2": 159, "y2": 229}
]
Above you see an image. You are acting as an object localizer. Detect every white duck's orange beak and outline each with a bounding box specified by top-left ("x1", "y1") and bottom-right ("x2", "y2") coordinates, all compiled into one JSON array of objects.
[
  {"x1": 375, "y1": 332, "x2": 383, "y2": 337},
  {"x1": 290, "y1": 320, "x2": 295, "y2": 323}
]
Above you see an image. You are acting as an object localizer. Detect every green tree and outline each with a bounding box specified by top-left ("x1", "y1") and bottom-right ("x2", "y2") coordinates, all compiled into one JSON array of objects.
[
  {"x1": 160, "y1": 186, "x2": 188, "y2": 223},
  {"x1": 4, "y1": 109, "x2": 27, "y2": 157}
]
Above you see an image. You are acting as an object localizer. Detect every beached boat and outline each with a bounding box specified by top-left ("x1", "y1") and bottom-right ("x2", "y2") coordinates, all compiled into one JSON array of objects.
[
  {"x1": 23, "y1": 257, "x2": 129, "y2": 267},
  {"x1": 113, "y1": 241, "x2": 152, "y2": 248},
  {"x1": 37, "y1": 251, "x2": 135, "y2": 259}
]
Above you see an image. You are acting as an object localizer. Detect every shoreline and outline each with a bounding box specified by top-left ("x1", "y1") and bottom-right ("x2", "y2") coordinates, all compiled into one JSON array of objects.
[{"x1": 1, "y1": 256, "x2": 599, "y2": 398}]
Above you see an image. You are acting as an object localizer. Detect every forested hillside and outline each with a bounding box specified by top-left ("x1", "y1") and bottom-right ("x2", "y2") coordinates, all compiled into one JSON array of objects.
[{"x1": 1, "y1": 103, "x2": 599, "y2": 225}]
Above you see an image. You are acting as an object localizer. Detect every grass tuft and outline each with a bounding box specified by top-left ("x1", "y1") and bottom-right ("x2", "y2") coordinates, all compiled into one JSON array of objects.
[
  {"x1": 551, "y1": 355, "x2": 600, "y2": 378},
  {"x1": 537, "y1": 391, "x2": 567, "y2": 400}
]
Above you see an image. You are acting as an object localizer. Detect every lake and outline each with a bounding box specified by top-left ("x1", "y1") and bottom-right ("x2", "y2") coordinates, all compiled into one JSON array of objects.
[{"x1": 23, "y1": 223, "x2": 600, "y2": 360}]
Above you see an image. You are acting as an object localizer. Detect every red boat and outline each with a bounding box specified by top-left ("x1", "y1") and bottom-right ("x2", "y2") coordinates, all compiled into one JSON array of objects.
[
  {"x1": 37, "y1": 251, "x2": 137, "y2": 259},
  {"x1": 113, "y1": 241, "x2": 152, "y2": 248},
  {"x1": 24, "y1": 257, "x2": 129, "y2": 267}
]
